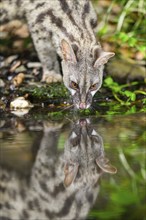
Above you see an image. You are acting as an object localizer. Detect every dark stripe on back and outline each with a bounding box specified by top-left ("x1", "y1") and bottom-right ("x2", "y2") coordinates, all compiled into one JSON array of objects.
[
  {"x1": 51, "y1": 182, "x2": 65, "y2": 196},
  {"x1": 39, "y1": 180, "x2": 65, "y2": 196},
  {"x1": 0, "y1": 217, "x2": 11, "y2": 220},
  {"x1": 82, "y1": 1, "x2": 90, "y2": 17},
  {"x1": 82, "y1": 1, "x2": 90, "y2": 27},
  {"x1": 86, "y1": 191, "x2": 94, "y2": 203},
  {"x1": 81, "y1": 1, "x2": 93, "y2": 41},
  {"x1": 58, "y1": 0, "x2": 82, "y2": 32},
  {"x1": 21, "y1": 209, "x2": 29, "y2": 219},
  {"x1": 33, "y1": 198, "x2": 41, "y2": 210},
  {"x1": 0, "y1": 9, "x2": 8, "y2": 19},
  {"x1": 45, "y1": 209, "x2": 54, "y2": 218},
  {"x1": 0, "y1": 185, "x2": 6, "y2": 193},
  {"x1": 39, "y1": 181, "x2": 48, "y2": 192},
  {"x1": 35, "y1": 9, "x2": 75, "y2": 42},
  {"x1": 45, "y1": 193, "x2": 76, "y2": 218},
  {"x1": 27, "y1": 200, "x2": 34, "y2": 210},
  {"x1": 16, "y1": 0, "x2": 22, "y2": 7},
  {"x1": 36, "y1": 2, "x2": 45, "y2": 9},
  {"x1": 57, "y1": 193, "x2": 75, "y2": 217},
  {"x1": 5, "y1": 202, "x2": 14, "y2": 210},
  {"x1": 90, "y1": 18, "x2": 98, "y2": 29}
]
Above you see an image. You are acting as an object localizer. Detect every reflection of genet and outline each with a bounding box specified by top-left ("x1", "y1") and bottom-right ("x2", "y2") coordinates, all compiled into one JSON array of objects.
[
  {"x1": 64, "y1": 119, "x2": 117, "y2": 188},
  {"x1": 0, "y1": 118, "x2": 116, "y2": 220}
]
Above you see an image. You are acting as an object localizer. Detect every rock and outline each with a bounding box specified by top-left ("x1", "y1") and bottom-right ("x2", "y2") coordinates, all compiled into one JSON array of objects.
[
  {"x1": 10, "y1": 60, "x2": 22, "y2": 72},
  {"x1": 4, "y1": 55, "x2": 19, "y2": 66},
  {"x1": 107, "y1": 59, "x2": 146, "y2": 81},
  {"x1": 10, "y1": 97, "x2": 33, "y2": 109}
]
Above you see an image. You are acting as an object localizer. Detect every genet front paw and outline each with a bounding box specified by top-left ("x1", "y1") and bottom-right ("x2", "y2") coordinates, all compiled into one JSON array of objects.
[{"x1": 41, "y1": 71, "x2": 62, "y2": 83}]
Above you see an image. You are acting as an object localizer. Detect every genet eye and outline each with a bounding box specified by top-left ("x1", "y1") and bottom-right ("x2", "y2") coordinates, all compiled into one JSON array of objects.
[
  {"x1": 90, "y1": 83, "x2": 98, "y2": 91},
  {"x1": 70, "y1": 81, "x2": 79, "y2": 90}
]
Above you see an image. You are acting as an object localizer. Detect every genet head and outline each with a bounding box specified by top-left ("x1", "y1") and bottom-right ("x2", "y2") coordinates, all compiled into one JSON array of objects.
[{"x1": 61, "y1": 39, "x2": 115, "y2": 109}]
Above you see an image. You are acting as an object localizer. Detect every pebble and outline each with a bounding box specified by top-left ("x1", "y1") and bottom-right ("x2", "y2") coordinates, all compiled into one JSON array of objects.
[
  {"x1": 0, "y1": 79, "x2": 5, "y2": 87},
  {"x1": 10, "y1": 97, "x2": 33, "y2": 109},
  {"x1": 12, "y1": 73, "x2": 25, "y2": 86},
  {"x1": 4, "y1": 55, "x2": 19, "y2": 66},
  {"x1": 10, "y1": 60, "x2": 22, "y2": 72},
  {"x1": 27, "y1": 62, "x2": 42, "y2": 68}
]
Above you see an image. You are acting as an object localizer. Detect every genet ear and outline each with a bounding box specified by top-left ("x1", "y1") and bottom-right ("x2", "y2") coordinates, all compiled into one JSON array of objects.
[
  {"x1": 64, "y1": 162, "x2": 79, "y2": 187},
  {"x1": 93, "y1": 47, "x2": 115, "y2": 67},
  {"x1": 61, "y1": 39, "x2": 77, "y2": 63},
  {"x1": 96, "y1": 157, "x2": 117, "y2": 174}
]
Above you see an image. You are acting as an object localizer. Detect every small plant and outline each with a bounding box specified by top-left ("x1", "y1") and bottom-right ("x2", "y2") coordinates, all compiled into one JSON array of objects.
[
  {"x1": 104, "y1": 76, "x2": 146, "y2": 106},
  {"x1": 94, "y1": 0, "x2": 146, "y2": 58}
]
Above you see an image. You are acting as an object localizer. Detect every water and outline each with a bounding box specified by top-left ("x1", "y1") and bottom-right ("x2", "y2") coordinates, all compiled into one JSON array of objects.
[{"x1": 0, "y1": 112, "x2": 145, "y2": 220}]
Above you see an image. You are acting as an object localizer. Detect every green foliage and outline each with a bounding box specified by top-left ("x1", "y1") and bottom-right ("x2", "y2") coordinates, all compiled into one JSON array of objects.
[
  {"x1": 94, "y1": 0, "x2": 146, "y2": 57},
  {"x1": 114, "y1": 32, "x2": 137, "y2": 47},
  {"x1": 19, "y1": 83, "x2": 69, "y2": 101},
  {"x1": 17, "y1": 76, "x2": 145, "y2": 116},
  {"x1": 104, "y1": 76, "x2": 145, "y2": 106}
]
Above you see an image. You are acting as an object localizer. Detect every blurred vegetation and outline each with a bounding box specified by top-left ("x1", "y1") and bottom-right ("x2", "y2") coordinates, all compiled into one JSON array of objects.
[
  {"x1": 88, "y1": 114, "x2": 146, "y2": 220},
  {"x1": 92, "y1": 0, "x2": 146, "y2": 60},
  {"x1": 91, "y1": 0, "x2": 146, "y2": 113}
]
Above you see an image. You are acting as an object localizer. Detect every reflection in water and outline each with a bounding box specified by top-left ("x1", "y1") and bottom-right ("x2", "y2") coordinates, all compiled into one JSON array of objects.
[{"x1": 0, "y1": 118, "x2": 116, "y2": 220}]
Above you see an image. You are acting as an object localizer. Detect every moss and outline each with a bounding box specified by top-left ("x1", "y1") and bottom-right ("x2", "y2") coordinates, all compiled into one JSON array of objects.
[{"x1": 19, "y1": 83, "x2": 69, "y2": 102}]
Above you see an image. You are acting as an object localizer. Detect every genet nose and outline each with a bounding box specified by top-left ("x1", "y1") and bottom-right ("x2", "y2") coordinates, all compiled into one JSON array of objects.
[{"x1": 79, "y1": 102, "x2": 86, "y2": 109}]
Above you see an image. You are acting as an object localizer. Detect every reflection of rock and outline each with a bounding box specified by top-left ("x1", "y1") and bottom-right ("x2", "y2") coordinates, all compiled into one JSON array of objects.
[
  {"x1": 11, "y1": 109, "x2": 30, "y2": 117},
  {"x1": 10, "y1": 97, "x2": 33, "y2": 110},
  {"x1": 0, "y1": 118, "x2": 116, "y2": 220},
  {"x1": 107, "y1": 59, "x2": 145, "y2": 81}
]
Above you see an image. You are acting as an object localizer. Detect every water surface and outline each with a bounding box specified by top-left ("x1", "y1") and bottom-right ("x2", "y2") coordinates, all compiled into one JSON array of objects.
[{"x1": 0, "y1": 112, "x2": 145, "y2": 220}]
